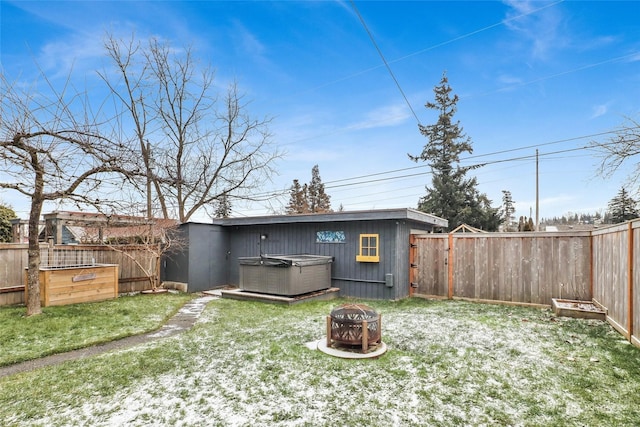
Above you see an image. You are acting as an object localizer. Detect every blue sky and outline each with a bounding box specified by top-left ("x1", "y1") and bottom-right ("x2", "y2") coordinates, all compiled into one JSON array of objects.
[{"x1": 2, "y1": 0, "x2": 640, "y2": 222}]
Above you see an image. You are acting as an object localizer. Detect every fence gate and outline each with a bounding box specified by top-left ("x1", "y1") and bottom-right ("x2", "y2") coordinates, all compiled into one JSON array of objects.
[
  {"x1": 413, "y1": 235, "x2": 449, "y2": 298},
  {"x1": 409, "y1": 235, "x2": 418, "y2": 297}
]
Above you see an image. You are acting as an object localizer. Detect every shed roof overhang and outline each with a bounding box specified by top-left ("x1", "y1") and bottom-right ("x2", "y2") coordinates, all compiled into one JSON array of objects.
[{"x1": 208, "y1": 208, "x2": 448, "y2": 228}]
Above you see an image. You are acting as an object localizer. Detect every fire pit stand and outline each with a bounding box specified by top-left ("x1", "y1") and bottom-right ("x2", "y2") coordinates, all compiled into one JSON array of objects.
[{"x1": 326, "y1": 303, "x2": 382, "y2": 353}]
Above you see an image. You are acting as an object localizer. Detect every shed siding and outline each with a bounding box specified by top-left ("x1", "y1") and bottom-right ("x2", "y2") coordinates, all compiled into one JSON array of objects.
[
  {"x1": 225, "y1": 219, "x2": 419, "y2": 300},
  {"x1": 189, "y1": 224, "x2": 229, "y2": 292},
  {"x1": 164, "y1": 225, "x2": 189, "y2": 285},
  {"x1": 164, "y1": 210, "x2": 440, "y2": 300},
  {"x1": 164, "y1": 223, "x2": 229, "y2": 292}
]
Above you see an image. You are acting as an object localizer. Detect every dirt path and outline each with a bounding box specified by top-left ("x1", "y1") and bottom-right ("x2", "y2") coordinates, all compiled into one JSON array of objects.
[{"x1": 0, "y1": 294, "x2": 218, "y2": 379}]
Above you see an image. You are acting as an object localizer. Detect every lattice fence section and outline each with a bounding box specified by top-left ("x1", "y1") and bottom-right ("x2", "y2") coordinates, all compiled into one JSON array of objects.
[{"x1": 39, "y1": 248, "x2": 97, "y2": 268}]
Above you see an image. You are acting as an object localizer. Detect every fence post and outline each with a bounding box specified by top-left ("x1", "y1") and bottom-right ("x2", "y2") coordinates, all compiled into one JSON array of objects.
[
  {"x1": 589, "y1": 233, "x2": 594, "y2": 300},
  {"x1": 628, "y1": 222, "x2": 634, "y2": 341},
  {"x1": 448, "y1": 233, "x2": 454, "y2": 299}
]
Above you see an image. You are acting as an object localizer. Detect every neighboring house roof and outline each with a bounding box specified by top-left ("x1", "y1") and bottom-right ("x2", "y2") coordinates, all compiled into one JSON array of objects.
[
  {"x1": 450, "y1": 223, "x2": 488, "y2": 233},
  {"x1": 544, "y1": 224, "x2": 598, "y2": 232},
  {"x1": 43, "y1": 211, "x2": 158, "y2": 226},
  {"x1": 40, "y1": 211, "x2": 179, "y2": 244},
  {"x1": 209, "y1": 208, "x2": 448, "y2": 228}
]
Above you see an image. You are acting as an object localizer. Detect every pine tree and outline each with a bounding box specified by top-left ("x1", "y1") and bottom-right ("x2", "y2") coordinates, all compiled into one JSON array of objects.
[
  {"x1": 308, "y1": 165, "x2": 332, "y2": 213},
  {"x1": 607, "y1": 187, "x2": 639, "y2": 223},
  {"x1": 213, "y1": 194, "x2": 232, "y2": 218},
  {"x1": 410, "y1": 72, "x2": 499, "y2": 231},
  {"x1": 286, "y1": 179, "x2": 309, "y2": 214},
  {"x1": 527, "y1": 217, "x2": 535, "y2": 231},
  {"x1": 518, "y1": 216, "x2": 535, "y2": 231},
  {"x1": 499, "y1": 190, "x2": 516, "y2": 231},
  {"x1": 286, "y1": 166, "x2": 332, "y2": 214}
]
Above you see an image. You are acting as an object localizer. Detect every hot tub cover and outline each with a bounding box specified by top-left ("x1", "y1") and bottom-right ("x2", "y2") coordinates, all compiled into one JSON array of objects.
[{"x1": 238, "y1": 254, "x2": 333, "y2": 267}]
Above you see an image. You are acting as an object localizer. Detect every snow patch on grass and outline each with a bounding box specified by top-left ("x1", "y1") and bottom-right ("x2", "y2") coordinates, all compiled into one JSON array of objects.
[{"x1": 12, "y1": 298, "x2": 640, "y2": 426}]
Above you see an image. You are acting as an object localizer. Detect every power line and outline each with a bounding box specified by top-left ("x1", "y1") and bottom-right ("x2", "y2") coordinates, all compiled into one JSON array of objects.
[
  {"x1": 294, "y1": 0, "x2": 564, "y2": 98},
  {"x1": 350, "y1": 0, "x2": 421, "y2": 125},
  {"x1": 243, "y1": 128, "x2": 622, "y2": 202},
  {"x1": 325, "y1": 129, "x2": 618, "y2": 186},
  {"x1": 466, "y1": 50, "x2": 640, "y2": 100}
]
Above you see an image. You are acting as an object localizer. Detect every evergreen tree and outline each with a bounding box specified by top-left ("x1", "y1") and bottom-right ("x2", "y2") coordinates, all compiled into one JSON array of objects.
[
  {"x1": 0, "y1": 203, "x2": 17, "y2": 243},
  {"x1": 518, "y1": 216, "x2": 535, "y2": 231},
  {"x1": 286, "y1": 166, "x2": 332, "y2": 214},
  {"x1": 308, "y1": 165, "x2": 332, "y2": 213},
  {"x1": 410, "y1": 72, "x2": 499, "y2": 231},
  {"x1": 213, "y1": 194, "x2": 232, "y2": 218},
  {"x1": 527, "y1": 217, "x2": 535, "y2": 231},
  {"x1": 499, "y1": 190, "x2": 516, "y2": 231},
  {"x1": 286, "y1": 179, "x2": 309, "y2": 214},
  {"x1": 607, "y1": 187, "x2": 639, "y2": 223}
]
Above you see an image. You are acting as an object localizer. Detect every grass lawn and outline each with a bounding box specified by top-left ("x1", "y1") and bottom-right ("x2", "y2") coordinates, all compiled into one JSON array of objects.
[
  {"x1": 0, "y1": 292, "x2": 194, "y2": 366},
  {"x1": 1, "y1": 296, "x2": 640, "y2": 426}
]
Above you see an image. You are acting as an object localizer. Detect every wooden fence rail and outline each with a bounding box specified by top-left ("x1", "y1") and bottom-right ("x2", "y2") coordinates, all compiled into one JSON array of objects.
[{"x1": 0, "y1": 244, "x2": 158, "y2": 306}]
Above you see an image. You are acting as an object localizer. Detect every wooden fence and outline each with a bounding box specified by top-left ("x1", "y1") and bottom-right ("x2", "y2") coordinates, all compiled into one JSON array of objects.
[
  {"x1": 0, "y1": 244, "x2": 158, "y2": 306},
  {"x1": 413, "y1": 231, "x2": 592, "y2": 305},
  {"x1": 591, "y1": 221, "x2": 640, "y2": 346},
  {"x1": 414, "y1": 219, "x2": 640, "y2": 346}
]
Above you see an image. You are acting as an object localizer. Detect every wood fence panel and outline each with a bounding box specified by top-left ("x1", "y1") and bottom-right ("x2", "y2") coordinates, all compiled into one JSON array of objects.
[
  {"x1": 454, "y1": 237, "x2": 475, "y2": 299},
  {"x1": 416, "y1": 232, "x2": 591, "y2": 306},
  {"x1": 592, "y1": 225, "x2": 629, "y2": 336},
  {"x1": 633, "y1": 223, "x2": 640, "y2": 346},
  {"x1": 0, "y1": 244, "x2": 28, "y2": 288}
]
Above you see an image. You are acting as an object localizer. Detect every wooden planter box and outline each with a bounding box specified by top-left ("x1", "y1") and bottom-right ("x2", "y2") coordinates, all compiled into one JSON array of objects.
[
  {"x1": 25, "y1": 264, "x2": 118, "y2": 307},
  {"x1": 551, "y1": 298, "x2": 607, "y2": 321}
]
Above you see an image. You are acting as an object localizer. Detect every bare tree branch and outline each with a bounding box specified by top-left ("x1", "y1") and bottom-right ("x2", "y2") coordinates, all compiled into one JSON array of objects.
[
  {"x1": 101, "y1": 35, "x2": 282, "y2": 222},
  {"x1": 591, "y1": 116, "x2": 640, "y2": 185}
]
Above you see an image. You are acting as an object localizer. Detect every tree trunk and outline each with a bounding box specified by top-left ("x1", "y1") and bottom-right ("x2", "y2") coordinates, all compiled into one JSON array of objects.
[{"x1": 26, "y1": 196, "x2": 44, "y2": 316}]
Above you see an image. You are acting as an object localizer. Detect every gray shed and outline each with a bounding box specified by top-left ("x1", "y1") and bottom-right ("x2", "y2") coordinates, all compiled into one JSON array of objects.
[{"x1": 163, "y1": 208, "x2": 447, "y2": 300}]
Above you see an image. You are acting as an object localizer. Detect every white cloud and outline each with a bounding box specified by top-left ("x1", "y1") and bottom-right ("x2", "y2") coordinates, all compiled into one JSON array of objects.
[
  {"x1": 502, "y1": 0, "x2": 567, "y2": 60},
  {"x1": 497, "y1": 74, "x2": 524, "y2": 85},
  {"x1": 230, "y1": 21, "x2": 268, "y2": 62},
  {"x1": 590, "y1": 103, "x2": 610, "y2": 119},
  {"x1": 349, "y1": 103, "x2": 412, "y2": 130}
]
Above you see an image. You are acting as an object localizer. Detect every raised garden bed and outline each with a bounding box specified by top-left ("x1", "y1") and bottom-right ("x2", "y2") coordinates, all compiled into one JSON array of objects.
[
  {"x1": 25, "y1": 264, "x2": 119, "y2": 307},
  {"x1": 551, "y1": 298, "x2": 606, "y2": 321}
]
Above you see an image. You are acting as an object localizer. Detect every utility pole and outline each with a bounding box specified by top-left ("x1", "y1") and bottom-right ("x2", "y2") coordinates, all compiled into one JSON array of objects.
[
  {"x1": 145, "y1": 140, "x2": 152, "y2": 219},
  {"x1": 535, "y1": 149, "x2": 539, "y2": 231}
]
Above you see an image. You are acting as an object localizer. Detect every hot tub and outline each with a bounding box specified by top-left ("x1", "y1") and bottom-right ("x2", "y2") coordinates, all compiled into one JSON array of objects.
[{"x1": 238, "y1": 255, "x2": 333, "y2": 296}]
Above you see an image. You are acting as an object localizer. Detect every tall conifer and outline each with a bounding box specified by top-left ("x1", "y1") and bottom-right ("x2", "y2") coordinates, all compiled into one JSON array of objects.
[{"x1": 410, "y1": 72, "x2": 499, "y2": 231}]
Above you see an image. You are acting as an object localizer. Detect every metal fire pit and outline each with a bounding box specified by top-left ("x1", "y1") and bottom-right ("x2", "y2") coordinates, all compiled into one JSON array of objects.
[{"x1": 326, "y1": 303, "x2": 381, "y2": 353}]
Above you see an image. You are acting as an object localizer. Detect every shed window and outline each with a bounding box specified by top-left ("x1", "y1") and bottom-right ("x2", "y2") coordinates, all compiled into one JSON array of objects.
[{"x1": 356, "y1": 234, "x2": 379, "y2": 262}]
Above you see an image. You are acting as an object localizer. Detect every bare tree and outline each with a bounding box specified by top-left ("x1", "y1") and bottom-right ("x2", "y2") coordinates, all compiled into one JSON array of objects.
[
  {"x1": 0, "y1": 71, "x2": 136, "y2": 316},
  {"x1": 592, "y1": 116, "x2": 640, "y2": 184},
  {"x1": 101, "y1": 34, "x2": 281, "y2": 222},
  {"x1": 100, "y1": 36, "x2": 166, "y2": 219},
  {"x1": 101, "y1": 218, "x2": 184, "y2": 292}
]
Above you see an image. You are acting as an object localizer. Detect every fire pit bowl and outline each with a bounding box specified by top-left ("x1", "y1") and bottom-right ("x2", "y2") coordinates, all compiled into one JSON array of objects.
[{"x1": 326, "y1": 303, "x2": 381, "y2": 352}]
